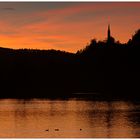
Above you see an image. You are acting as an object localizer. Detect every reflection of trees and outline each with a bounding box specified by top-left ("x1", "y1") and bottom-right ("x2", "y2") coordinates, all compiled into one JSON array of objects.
[
  {"x1": 13, "y1": 100, "x2": 27, "y2": 135},
  {"x1": 128, "y1": 101, "x2": 140, "y2": 127}
]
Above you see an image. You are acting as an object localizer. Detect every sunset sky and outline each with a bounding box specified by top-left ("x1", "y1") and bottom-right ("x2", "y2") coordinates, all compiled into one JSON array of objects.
[{"x1": 0, "y1": 2, "x2": 140, "y2": 52}]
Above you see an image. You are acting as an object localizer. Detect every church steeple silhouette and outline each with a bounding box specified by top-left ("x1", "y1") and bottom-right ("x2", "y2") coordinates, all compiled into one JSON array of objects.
[
  {"x1": 107, "y1": 24, "x2": 111, "y2": 41},
  {"x1": 106, "y1": 24, "x2": 115, "y2": 47}
]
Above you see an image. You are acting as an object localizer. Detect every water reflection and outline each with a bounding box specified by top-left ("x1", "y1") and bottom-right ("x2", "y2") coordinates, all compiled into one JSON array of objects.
[{"x1": 0, "y1": 99, "x2": 139, "y2": 138}]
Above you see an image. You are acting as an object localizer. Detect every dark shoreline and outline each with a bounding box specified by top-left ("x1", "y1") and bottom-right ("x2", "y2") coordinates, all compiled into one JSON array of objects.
[{"x1": 0, "y1": 92, "x2": 140, "y2": 101}]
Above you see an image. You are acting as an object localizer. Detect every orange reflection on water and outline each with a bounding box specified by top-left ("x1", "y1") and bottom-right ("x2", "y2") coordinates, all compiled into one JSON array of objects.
[{"x1": 0, "y1": 99, "x2": 139, "y2": 138}]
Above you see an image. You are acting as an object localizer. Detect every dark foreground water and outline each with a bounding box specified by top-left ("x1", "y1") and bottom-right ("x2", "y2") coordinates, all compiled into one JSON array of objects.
[{"x1": 0, "y1": 98, "x2": 140, "y2": 138}]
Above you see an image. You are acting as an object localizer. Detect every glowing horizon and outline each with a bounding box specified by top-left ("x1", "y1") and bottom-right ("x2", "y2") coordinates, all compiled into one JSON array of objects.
[{"x1": 0, "y1": 2, "x2": 140, "y2": 52}]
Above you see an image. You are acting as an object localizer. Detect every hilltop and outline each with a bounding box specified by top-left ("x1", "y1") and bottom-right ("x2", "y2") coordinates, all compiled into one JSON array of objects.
[{"x1": 0, "y1": 28, "x2": 140, "y2": 100}]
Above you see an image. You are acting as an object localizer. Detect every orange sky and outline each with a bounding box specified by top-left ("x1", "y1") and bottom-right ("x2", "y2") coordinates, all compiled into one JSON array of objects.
[{"x1": 0, "y1": 2, "x2": 140, "y2": 52}]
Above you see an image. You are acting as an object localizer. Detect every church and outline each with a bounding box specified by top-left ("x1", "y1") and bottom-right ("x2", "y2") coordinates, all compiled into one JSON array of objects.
[{"x1": 107, "y1": 24, "x2": 115, "y2": 45}]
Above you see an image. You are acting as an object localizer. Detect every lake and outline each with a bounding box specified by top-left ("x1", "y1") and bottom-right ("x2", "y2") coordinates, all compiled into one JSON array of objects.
[{"x1": 0, "y1": 98, "x2": 140, "y2": 138}]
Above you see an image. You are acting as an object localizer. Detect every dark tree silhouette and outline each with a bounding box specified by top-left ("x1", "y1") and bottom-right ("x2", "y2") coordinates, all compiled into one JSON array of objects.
[{"x1": 0, "y1": 28, "x2": 140, "y2": 100}]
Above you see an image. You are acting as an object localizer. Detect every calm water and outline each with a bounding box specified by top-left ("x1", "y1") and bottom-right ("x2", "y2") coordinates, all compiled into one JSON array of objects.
[{"x1": 0, "y1": 98, "x2": 140, "y2": 138}]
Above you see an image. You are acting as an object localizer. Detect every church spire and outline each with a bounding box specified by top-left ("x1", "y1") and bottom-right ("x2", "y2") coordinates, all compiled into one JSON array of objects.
[
  {"x1": 107, "y1": 24, "x2": 111, "y2": 41},
  {"x1": 106, "y1": 24, "x2": 115, "y2": 47}
]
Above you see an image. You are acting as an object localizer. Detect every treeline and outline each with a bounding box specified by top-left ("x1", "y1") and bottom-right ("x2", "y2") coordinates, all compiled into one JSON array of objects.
[{"x1": 0, "y1": 29, "x2": 140, "y2": 99}]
